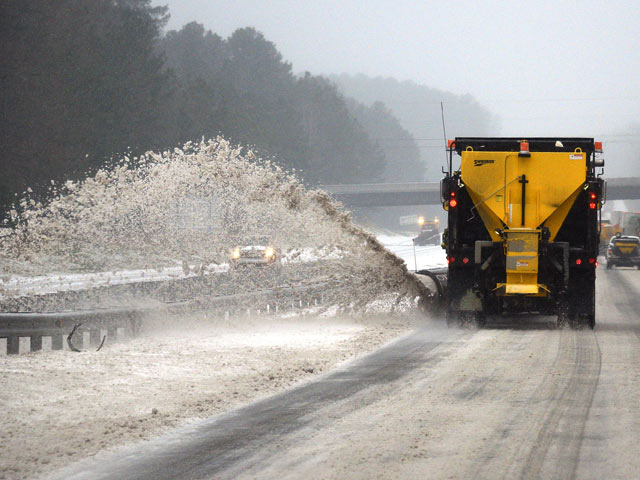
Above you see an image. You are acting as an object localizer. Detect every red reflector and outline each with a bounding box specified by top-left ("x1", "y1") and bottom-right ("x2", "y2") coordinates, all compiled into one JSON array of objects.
[
  {"x1": 590, "y1": 192, "x2": 597, "y2": 200},
  {"x1": 589, "y1": 202, "x2": 596, "y2": 209},
  {"x1": 576, "y1": 258, "x2": 582, "y2": 265},
  {"x1": 520, "y1": 140, "x2": 530, "y2": 155},
  {"x1": 450, "y1": 256, "x2": 455, "y2": 263},
  {"x1": 447, "y1": 139, "x2": 455, "y2": 149},
  {"x1": 462, "y1": 257, "x2": 469, "y2": 264},
  {"x1": 595, "y1": 141, "x2": 603, "y2": 153},
  {"x1": 449, "y1": 199, "x2": 458, "y2": 208},
  {"x1": 588, "y1": 258, "x2": 595, "y2": 264}
]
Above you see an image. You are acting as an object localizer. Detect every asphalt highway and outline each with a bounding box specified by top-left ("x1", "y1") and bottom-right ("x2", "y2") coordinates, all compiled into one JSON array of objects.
[{"x1": 54, "y1": 266, "x2": 640, "y2": 480}]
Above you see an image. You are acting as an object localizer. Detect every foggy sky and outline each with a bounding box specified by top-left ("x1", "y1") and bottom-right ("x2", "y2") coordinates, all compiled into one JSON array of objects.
[{"x1": 153, "y1": 0, "x2": 640, "y2": 169}]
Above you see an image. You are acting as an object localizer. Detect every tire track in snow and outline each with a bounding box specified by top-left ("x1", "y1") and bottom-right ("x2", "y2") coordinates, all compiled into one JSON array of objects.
[
  {"x1": 470, "y1": 328, "x2": 601, "y2": 480},
  {"x1": 53, "y1": 325, "x2": 468, "y2": 480}
]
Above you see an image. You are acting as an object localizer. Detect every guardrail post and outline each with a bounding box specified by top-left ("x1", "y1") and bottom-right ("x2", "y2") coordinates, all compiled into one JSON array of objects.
[
  {"x1": 51, "y1": 334, "x2": 63, "y2": 351},
  {"x1": 128, "y1": 315, "x2": 141, "y2": 337},
  {"x1": 107, "y1": 325, "x2": 117, "y2": 342},
  {"x1": 7, "y1": 336, "x2": 19, "y2": 355},
  {"x1": 30, "y1": 335, "x2": 42, "y2": 352},
  {"x1": 89, "y1": 328, "x2": 101, "y2": 347}
]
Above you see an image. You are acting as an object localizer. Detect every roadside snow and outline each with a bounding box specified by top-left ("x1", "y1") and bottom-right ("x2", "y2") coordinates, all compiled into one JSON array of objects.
[
  {"x1": 377, "y1": 233, "x2": 447, "y2": 272},
  {"x1": 0, "y1": 265, "x2": 222, "y2": 299},
  {"x1": 0, "y1": 246, "x2": 340, "y2": 300},
  {"x1": 0, "y1": 310, "x2": 419, "y2": 480},
  {"x1": 0, "y1": 234, "x2": 441, "y2": 300}
]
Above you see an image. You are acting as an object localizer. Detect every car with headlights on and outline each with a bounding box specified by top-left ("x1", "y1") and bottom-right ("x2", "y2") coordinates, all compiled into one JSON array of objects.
[{"x1": 231, "y1": 244, "x2": 281, "y2": 268}]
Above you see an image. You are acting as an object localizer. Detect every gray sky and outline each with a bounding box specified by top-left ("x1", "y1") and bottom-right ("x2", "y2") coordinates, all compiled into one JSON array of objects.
[{"x1": 154, "y1": 0, "x2": 640, "y2": 157}]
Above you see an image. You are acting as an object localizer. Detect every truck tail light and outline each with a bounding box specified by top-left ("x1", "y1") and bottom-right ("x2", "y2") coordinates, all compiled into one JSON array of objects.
[
  {"x1": 449, "y1": 199, "x2": 458, "y2": 208},
  {"x1": 519, "y1": 140, "x2": 530, "y2": 157},
  {"x1": 590, "y1": 192, "x2": 597, "y2": 200},
  {"x1": 595, "y1": 141, "x2": 603, "y2": 153},
  {"x1": 576, "y1": 258, "x2": 582, "y2": 265},
  {"x1": 462, "y1": 257, "x2": 469, "y2": 264},
  {"x1": 447, "y1": 256, "x2": 455, "y2": 264},
  {"x1": 588, "y1": 258, "x2": 595, "y2": 264},
  {"x1": 589, "y1": 202, "x2": 597, "y2": 209}
]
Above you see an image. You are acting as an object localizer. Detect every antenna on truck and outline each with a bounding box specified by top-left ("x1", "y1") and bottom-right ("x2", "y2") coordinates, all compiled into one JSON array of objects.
[
  {"x1": 441, "y1": 102, "x2": 454, "y2": 175},
  {"x1": 441, "y1": 102, "x2": 449, "y2": 174}
]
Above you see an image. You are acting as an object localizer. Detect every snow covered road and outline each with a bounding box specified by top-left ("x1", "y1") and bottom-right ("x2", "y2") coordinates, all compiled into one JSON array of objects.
[
  {"x1": 1, "y1": 312, "x2": 420, "y2": 479},
  {"x1": 40, "y1": 265, "x2": 640, "y2": 480}
]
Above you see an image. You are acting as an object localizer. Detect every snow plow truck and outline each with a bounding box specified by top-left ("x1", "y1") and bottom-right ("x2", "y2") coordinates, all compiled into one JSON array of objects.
[{"x1": 441, "y1": 138, "x2": 605, "y2": 328}]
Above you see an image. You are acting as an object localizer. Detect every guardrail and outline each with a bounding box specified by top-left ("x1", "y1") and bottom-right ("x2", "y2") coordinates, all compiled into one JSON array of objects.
[
  {"x1": 0, "y1": 308, "x2": 141, "y2": 355},
  {"x1": 0, "y1": 280, "x2": 331, "y2": 355}
]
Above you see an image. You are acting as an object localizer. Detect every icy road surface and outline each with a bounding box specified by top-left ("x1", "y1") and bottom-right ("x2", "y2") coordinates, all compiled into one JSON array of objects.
[{"x1": 45, "y1": 265, "x2": 640, "y2": 480}]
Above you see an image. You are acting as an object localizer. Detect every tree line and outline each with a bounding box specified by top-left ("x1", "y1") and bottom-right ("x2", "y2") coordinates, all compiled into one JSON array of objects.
[{"x1": 0, "y1": 0, "x2": 493, "y2": 221}]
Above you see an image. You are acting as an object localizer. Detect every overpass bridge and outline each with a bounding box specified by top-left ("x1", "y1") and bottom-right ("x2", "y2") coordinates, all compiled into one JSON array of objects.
[{"x1": 320, "y1": 177, "x2": 640, "y2": 207}]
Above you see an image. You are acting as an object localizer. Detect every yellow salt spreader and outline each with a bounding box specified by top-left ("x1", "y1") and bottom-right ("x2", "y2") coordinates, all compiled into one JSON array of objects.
[{"x1": 441, "y1": 138, "x2": 605, "y2": 328}]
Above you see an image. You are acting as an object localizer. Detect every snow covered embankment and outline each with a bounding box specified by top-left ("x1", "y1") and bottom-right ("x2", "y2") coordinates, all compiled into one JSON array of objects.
[{"x1": 0, "y1": 312, "x2": 421, "y2": 480}]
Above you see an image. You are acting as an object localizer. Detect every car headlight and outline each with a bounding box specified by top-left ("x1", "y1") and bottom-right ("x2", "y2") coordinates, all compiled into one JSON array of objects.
[
  {"x1": 232, "y1": 248, "x2": 241, "y2": 259},
  {"x1": 265, "y1": 246, "x2": 274, "y2": 259}
]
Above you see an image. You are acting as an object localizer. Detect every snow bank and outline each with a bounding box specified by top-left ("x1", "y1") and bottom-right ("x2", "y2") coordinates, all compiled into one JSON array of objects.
[{"x1": 1, "y1": 137, "x2": 428, "y2": 313}]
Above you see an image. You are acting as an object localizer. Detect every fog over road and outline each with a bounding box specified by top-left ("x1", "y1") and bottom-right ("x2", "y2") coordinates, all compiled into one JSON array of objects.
[{"x1": 56, "y1": 267, "x2": 640, "y2": 480}]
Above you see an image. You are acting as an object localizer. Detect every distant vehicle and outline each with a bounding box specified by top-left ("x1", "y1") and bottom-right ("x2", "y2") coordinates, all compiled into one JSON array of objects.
[
  {"x1": 605, "y1": 235, "x2": 640, "y2": 269},
  {"x1": 231, "y1": 245, "x2": 281, "y2": 268},
  {"x1": 600, "y1": 219, "x2": 619, "y2": 249},
  {"x1": 413, "y1": 217, "x2": 440, "y2": 246},
  {"x1": 605, "y1": 210, "x2": 640, "y2": 241}
]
